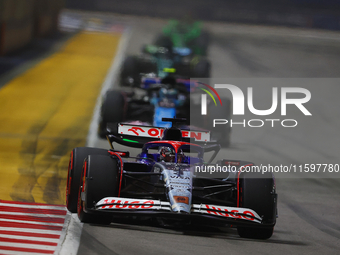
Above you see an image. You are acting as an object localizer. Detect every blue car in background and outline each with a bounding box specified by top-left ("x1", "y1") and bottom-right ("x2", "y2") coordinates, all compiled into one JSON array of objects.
[
  {"x1": 98, "y1": 76, "x2": 232, "y2": 147},
  {"x1": 98, "y1": 77, "x2": 191, "y2": 137}
]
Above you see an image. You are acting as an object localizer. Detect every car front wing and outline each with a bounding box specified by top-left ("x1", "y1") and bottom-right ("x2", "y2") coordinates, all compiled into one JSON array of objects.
[{"x1": 93, "y1": 197, "x2": 262, "y2": 224}]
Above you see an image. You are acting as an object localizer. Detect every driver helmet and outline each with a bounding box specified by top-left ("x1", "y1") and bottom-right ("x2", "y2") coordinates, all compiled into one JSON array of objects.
[
  {"x1": 159, "y1": 147, "x2": 185, "y2": 163},
  {"x1": 159, "y1": 146, "x2": 176, "y2": 162}
]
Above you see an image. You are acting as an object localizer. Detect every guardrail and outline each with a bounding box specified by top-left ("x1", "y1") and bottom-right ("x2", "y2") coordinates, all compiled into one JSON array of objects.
[{"x1": 0, "y1": 0, "x2": 64, "y2": 55}]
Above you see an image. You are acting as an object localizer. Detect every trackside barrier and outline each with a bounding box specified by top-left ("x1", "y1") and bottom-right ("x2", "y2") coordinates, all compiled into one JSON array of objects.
[
  {"x1": 34, "y1": 0, "x2": 64, "y2": 37},
  {"x1": 0, "y1": 0, "x2": 64, "y2": 56},
  {"x1": 0, "y1": 0, "x2": 34, "y2": 55}
]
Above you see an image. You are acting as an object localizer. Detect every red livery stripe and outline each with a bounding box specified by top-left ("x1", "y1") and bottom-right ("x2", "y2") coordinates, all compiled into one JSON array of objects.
[
  {"x1": 0, "y1": 206, "x2": 67, "y2": 215},
  {"x1": 0, "y1": 214, "x2": 65, "y2": 224},
  {"x1": 0, "y1": 230, "x2": 60, "y2": 239}
]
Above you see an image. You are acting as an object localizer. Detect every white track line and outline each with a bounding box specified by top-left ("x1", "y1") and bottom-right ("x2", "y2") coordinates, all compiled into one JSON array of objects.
[
  {"x1": 87, "y1": 27, "x2": 132, "y2": 147},
  {"x1": 0, "y1": 234, "x2": 59, "y2": 243},
  {"x1": 0, "y1": 242, "x2": 56, "y2": 250},
  {"x1": 56, "y1": 213, "x2": 84, "y2": 255},
  {"x1": 0, "y1": 218, "x2": 64, "y2": 226},
  {"x1": 57, "y1": 28, "x2": 131, "y2": 255}
]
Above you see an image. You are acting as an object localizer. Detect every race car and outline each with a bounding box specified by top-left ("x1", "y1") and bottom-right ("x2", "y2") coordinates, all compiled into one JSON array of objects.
[
  {"x1": 98, "y1": 77, "x2": 190, "y2": 137},
  {"x1": 120, "y1": 44, "x2": 210, "y2": 87},
  {"x1": 98, "y1": 77, "x2": 232, "y2": 146},
  {"x1": 155, "y1": 18, "x2": 210, "y2": 56},
  {"x1": 67, "y1": 118, "x2": 277, "y2": 239}
]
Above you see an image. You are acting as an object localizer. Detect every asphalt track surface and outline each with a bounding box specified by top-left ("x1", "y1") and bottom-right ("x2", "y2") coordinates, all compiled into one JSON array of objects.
[{"x1": 75, "y1": 14, "x2": 340, "y2": 255}]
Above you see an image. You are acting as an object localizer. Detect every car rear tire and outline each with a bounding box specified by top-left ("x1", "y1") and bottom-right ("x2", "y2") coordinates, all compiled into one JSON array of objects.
[
  {"x1": 77, "y1": 155, "x2": 119, "y2": 225},
  {"x1": 237, "y1": 171, "x2": 276, "y2": 239},
  {"x1": 98, "y1": 90, "x2": 125, "y2": 138},
  {"x1": 120, "y1": 56, "x2": 139, "y2": 86},
  {"x1": 66, "y1": 147, "x2": 110, "y2": 213}
]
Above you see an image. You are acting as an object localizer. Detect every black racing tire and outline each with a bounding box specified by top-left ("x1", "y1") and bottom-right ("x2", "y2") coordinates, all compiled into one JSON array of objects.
[
  {"x1": 66, "y1": 147, "x2": 110, "y2": 213},
  {"x1": 192, "y1": 59, "x2": 210, "y2": 78},
  {"x1": 77, "y1": 155, "x2": 119, "y2": 225},
  {"x1": 120, "y1": 56, "x2": 139, "y2": 86},
  {"x1": 237, "y1": 171, "x2": 276, "y2": 239},
  {"x1": 98, "y1": 90, "x2": 125, "y2": 138},
  {"x1": 206, "y1": 97, "x2": 232, "y2": 147}
]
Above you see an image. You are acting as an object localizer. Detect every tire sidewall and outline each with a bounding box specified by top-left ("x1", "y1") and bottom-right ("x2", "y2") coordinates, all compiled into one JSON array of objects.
[{"x1": 66, "y1": 147, "x2": 110, "y2": 213}]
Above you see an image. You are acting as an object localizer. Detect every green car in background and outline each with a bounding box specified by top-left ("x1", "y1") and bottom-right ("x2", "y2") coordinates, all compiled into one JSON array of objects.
[{"x1": 155, "y1": 19, "x2": 210, "y2": 56}]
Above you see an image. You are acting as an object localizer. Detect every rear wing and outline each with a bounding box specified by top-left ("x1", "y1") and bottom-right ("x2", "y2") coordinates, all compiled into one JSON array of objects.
[
  {"x1": 107, "y1": 123, "x2": 211, "y2": 148},
  {"x1": 118, "y1": 124, "x2": 210, "y2": 142},
  {"x1": 107, "y1": 122, "x2": 220, "y2": 163}
]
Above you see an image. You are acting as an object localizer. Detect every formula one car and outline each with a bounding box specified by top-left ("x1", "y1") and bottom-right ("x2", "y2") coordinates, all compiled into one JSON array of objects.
[
  {"x1": 98, "y1": 77, "x2": 232, "y2": 146},
  {"x1": 99, "y1": 77, "x2": 189, "y2": 137},
  {"x1": 155, "y1": 19, "x2": 210, "y2": 56},
  {"x1": 120, "y1": 44, "x2": 210, "y2": 87},
  {"x1": 67, "y1": 118, "x2": 277, "y2": 239}
]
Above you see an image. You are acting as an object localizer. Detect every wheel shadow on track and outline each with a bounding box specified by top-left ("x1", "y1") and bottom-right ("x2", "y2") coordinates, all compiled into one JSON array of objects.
[
  {"x1": 88, "y1": 217, "x2": 309, "y2": 246},
  {"x1": 10, "y1": 120, "x2": 87, "y2": 204}
]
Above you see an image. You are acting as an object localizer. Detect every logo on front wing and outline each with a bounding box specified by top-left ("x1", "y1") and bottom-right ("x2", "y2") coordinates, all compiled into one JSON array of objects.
[
  {"x1": 203, "y1": 204, "x2": 261, "y2": 223},
  {"x1": 101, "y1": 199, "x2": 154, "y2": 209}
]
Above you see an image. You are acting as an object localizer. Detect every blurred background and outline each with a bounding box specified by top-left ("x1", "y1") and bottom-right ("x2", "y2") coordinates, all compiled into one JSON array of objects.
[
  {"x1": 65, "y1": 0, "x2": 340, "y2": 30},
  {"x1": 0, "y1": 0, "x2": 64, "y2": 55},
  {"x1": 1, "y1": 0, "x2": 340, "y2": 56}
]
